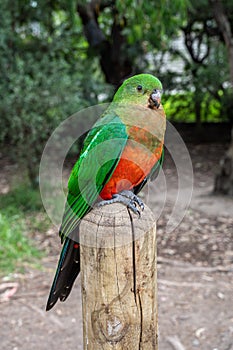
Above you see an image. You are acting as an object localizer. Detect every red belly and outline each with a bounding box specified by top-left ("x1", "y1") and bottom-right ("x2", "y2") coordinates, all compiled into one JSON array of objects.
[{"x1": 100, "y1": 140, "x2": 163, "y2": 199}]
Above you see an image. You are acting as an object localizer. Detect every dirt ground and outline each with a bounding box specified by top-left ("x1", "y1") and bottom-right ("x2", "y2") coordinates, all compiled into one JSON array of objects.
[{"x1": 0, "y1": 143, "x2": 233, "y2": 350}]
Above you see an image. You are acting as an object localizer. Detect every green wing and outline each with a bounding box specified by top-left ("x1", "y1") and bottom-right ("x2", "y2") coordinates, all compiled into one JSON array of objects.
[{"x1": 59, "y1": 113, "x2": 128, "y2": 243}]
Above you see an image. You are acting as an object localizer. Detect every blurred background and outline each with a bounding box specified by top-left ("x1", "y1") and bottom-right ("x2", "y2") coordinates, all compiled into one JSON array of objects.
[{"x1": 0, "y1": 1, "x2": 232, "y2": 349}]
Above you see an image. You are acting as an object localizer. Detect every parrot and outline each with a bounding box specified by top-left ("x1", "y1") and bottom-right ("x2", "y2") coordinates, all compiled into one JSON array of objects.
[{"x1": 46, "y1": 73, "x2": 166, "y2": 311}]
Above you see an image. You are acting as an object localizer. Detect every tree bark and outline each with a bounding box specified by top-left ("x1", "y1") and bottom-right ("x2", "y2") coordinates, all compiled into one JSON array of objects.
[
  {"x1": 209, "y1": 0, "x2": 233, "y2": 85},
  {"x1": 77, "y1": 1, "x2": 132, "y2": 86},
  {"x1": 209, "y1": 0, "x2": 233, "y2": 195},
  {"x1": 214, "y1": 127, "x2": 233, "y2": 195},
  {"x1": 79, "y1": 203, "x2": 158, "y2": 349}
]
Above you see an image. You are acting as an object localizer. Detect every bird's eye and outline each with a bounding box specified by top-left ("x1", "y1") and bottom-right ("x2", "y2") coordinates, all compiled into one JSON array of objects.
[{"x1": 137, "y1": 85, "x2": 143, "y2": 92}]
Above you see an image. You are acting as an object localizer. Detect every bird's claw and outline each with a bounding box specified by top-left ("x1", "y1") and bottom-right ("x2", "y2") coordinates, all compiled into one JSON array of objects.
[
  {"x1": 97, "y1": 190, "x2": 144, "y2": 218},
  {"x1": 120, "y1": 190, "x2": 144, "y2": 216},
  {"x1": 127, "y1": 200, "x2": 141, "y2": 217}
]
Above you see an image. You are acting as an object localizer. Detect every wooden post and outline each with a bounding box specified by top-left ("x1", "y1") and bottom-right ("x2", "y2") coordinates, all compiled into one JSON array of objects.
[{"x1": 79, "y1": 203, "x2": 158, "y2": 350}]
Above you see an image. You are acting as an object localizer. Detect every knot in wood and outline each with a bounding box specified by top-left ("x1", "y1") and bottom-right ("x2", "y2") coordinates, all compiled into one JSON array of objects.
[
  {"x1": 92, "y1": 302, "x2": 129, "y2": 343},
  {"x1": 80, "y1": 202, "x2": 158, "y2": 349}
]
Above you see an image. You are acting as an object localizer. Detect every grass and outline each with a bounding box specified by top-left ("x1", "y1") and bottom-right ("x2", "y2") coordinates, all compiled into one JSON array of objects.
[
  {"x1": 0, "y1": 183, "x2": 43, "y2": 214},
  {"x1": 0, "y1": 183, "x2": 46, "y2": 276},
  {"x1": 0, "y1": 212, "x2": 42, "y2": 273}
]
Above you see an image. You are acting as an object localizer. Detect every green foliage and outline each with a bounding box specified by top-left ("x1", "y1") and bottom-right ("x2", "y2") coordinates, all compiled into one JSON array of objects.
[
  {"x1": 0, "y1": 212, "x2": 42, "y2": 274},
  {"x1": 164, "y1": 93, "x2": 195, "y2": 123},
  {"x1": 164, "y1": 92, "x2": 222, "y2": 123},
  {"x1": 0, "y1": 0, "x2": 231, "y2": 276},
  {"x1": 162, "y1": 1, "x2": 232, "y2": 124},
  {"x1": 0, "y1": 183, "x2": 43, "y2": 214},
  {"x1": 116, "y1": 0, "x2": 187, "y2": 41},
  {"x1": 0, "y1": 0, "x2": 232, "y2": 188},
  {"x1": 0, "y1": 182, "x2": 50, "y2": 275},
  {"x1": 78, "y1": 0, "x2": 189, "y2": 79},
  {"x1": 0, "y1": 0, "x2": 110, "y2": 186}
]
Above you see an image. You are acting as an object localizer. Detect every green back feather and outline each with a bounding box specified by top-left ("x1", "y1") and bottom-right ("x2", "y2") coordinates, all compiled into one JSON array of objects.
[
  {"x1": 59, "y1": 74, "x2": 164, "y2": 242},
  {"x1": 59, "y1": 114, "x2": 128, "y2": 242}
]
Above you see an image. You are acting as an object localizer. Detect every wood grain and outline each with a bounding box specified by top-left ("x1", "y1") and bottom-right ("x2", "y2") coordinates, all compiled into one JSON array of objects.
[{"x1": 80, "y1": 203, "x2": 157, "y2": 349}]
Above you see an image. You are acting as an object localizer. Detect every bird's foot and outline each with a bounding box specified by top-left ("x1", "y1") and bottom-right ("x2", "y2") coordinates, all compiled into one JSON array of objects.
[{"x1": 97, "y1": 190, "x2": 144, "y2": 217}]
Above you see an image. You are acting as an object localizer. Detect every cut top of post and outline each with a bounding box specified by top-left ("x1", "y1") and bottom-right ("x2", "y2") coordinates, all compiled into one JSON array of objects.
[{"x1": 79, "y1": 203, "x2": 156, "y2": 248}]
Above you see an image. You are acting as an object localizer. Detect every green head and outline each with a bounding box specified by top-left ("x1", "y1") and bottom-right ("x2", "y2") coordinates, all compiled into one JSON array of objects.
[{"x1": 113, "y1": 74, "x2": 163, "y2": 109}]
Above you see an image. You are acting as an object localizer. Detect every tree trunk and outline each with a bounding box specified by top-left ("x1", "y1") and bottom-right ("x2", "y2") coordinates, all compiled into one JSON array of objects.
[
  {"x1": 209, "y1": 0, "x2": 233, "y2": 84},
  {"x1": 210, "y1": 0, "x2": 233, "y2": 195},
  {"x1": 214, "y1": 127, "x2": 233, "y2": 195},
  {"x1": 77, "y1": 1, "x2": 133, "y2": 86}
]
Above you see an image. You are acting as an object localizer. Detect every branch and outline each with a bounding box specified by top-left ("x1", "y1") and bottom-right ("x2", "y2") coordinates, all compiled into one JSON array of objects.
[
  {"x1": 77, "y1": 0, "x2": 132, "y2": 84},
  {"x1": 209, "y1": 0, "x2": 233, "y2": 85},
  {"x1": 209, "y1": 0, "x2": 233, "y2": 48},
  {"x1": 182, "y1": 22, "x2": 210, "y2": 64},
  {"x1": 77, "y1": 2, "x2": 106, "y2": 47}
]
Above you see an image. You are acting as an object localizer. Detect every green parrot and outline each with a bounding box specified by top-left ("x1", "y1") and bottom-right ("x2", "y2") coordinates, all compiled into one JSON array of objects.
[{"x1": 46, "y1": 73, "x2": 166, "y2": 311}]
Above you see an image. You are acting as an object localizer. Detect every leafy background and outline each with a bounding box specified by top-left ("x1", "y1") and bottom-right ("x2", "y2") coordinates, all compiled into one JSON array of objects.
[{"x1": 0, "y1": 0, "x2": 232, "y2": 272}]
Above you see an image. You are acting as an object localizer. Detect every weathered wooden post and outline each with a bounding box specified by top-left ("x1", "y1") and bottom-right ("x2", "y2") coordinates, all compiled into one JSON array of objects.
[{"x1": 80, "y1": 202, "x2": 158, "y2": 349}]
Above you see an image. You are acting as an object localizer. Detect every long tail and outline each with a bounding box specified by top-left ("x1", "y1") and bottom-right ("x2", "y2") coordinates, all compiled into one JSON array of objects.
[{"x1": 46, "y1": 237, "x2": 80, "y2": 311}]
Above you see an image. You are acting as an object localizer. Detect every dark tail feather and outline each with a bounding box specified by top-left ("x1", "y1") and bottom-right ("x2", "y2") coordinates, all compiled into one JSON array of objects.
[{"x1": 46, "y1": 237, "x2": 80, "y2": 311}]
